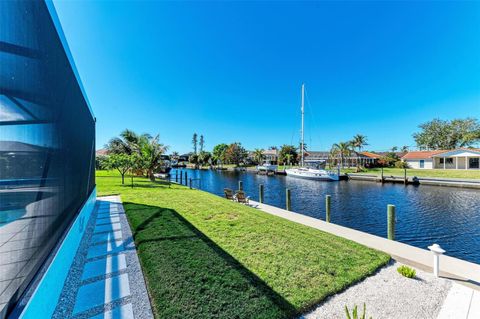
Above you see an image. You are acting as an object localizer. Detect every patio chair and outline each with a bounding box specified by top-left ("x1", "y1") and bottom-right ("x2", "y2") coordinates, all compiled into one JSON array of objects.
[
  {"x1": 224, "y1": 188, "x2": 234, "y2": 200},
  {"x1": 235, "y1": 191, "x2": 250, "y2": 205}
]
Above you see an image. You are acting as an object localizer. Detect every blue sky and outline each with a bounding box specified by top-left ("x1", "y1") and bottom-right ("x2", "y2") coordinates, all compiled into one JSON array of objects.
[{"x1": 53, "y1": 0, "x2": 480, "y2": 154}]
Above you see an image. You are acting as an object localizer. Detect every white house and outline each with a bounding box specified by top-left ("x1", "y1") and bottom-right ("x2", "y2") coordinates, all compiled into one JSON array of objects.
[{"x1": 401, "y1": 149, "x2": 480, "y2": 169}]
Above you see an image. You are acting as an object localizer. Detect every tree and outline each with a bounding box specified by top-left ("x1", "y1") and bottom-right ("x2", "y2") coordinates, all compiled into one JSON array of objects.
[
  {"x1": 390, "y1": 146, "x2": 398, "y2": 152},
  {"x1": 331, "y1": 142, "x2": 353, "y2": 168},
  {"x1": 212, "y1": 143, "x2": 229, "y2": 165},
  {"x1": 224, "y1": 142, "x2": 247, "y2": 166},
  {"x1": 285, "y1": 153, "x2": 293, "y2": 166},
  {"x1": 351, "y1": 134, "x2": 368, "y2": 152},
  {"x1": 95, "y1": 154, "x2": 109, "y2": 170},
  {"x1": 107, "y1": 153, "x2": 135, "y2": 184},
  {"x1": 199, "y1": 135, "x2": 205, "y2": 153},
  {"x1": 278, "y1": 145, "x2": 298, "y2": 165},
  {"x1": 401, "y1": 146, "x2": 409, "y2": 153},
  {"x1": 189, "y1": 153, "x2": 198, "y2": 167},
  {"x1": 137, "y1": 134, "x2": 169, "y2": 181},
  {"x1": 106, "y1": 129, "x2": 168, "y2": 180},
  {"x1": 252, "y1": 149, "x2": 264, "y2": 165},
  {"x1": 413, "y1": 118, "x2": 480, "y2": 150},
  {"x1": 351, "y1": 134, "x2": 368, "y2": 168},
  {"x1": 192, "y1": 133, "x2": 198, "y2": 154},
  {"x1": 171, "y1": 151, "x2": 179, "y2": 161},
  {"x1": 106, "y1": 129, "x2": 151, "y2": 155},
  {"x1": 198, "y1": 151, "x2": 211, "y2": 167}
]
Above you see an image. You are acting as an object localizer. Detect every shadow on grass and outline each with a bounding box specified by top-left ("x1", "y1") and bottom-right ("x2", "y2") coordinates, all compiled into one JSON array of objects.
[{"x1": 124, "y1": 202, "x2": 297, "y2": 319}]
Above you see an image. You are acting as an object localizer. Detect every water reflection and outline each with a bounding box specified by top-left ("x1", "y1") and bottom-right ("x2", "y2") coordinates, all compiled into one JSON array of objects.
[{"x1": 173, "y1": 169, "x2": 480, "y2": 264}]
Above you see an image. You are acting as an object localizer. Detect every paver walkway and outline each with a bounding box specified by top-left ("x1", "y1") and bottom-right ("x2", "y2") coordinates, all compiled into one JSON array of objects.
[{"x1": 53, "y1": 196, "x2": 153, "y2": 319}]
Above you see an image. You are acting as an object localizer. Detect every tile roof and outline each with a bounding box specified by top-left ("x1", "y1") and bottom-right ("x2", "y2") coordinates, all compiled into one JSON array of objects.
[
  {"x1": 360, "y1": 151, "x2": 381, "y2": 159},
  {"x1": 401, "y1": 150, "x2": 448, "y2": 159}
]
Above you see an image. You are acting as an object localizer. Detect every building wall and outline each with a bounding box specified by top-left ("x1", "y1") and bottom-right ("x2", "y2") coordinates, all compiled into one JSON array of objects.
[
  {"x1": 0, "y1": 1, "x2": 95, "y2": 317},
  {"x1": 405, "y1": 159, "x2": 433, "y2": 169}
]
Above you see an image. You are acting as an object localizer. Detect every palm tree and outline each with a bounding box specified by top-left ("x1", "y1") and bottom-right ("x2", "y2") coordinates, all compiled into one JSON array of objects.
[
  {"x1": 351, "y1": 134, "x2": 368, "y2": 167},
  {"x1": 138, "y1": 134, "x2": 169, "y2": 181},
  {"x1": 331, "y1": 142, "x2": 353, "y2": 168},
  {"x1": 252, "y1": 149, "x2": 264, "y2": 165},
  {"x1": 401, "y1": 146, "x2": 409, "y2": 153},
  {"x1": 106, "y1": 129, "x2": 151, "y2": 155}
]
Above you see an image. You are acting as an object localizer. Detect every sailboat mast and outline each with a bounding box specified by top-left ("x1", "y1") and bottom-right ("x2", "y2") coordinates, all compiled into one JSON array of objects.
[{"x1": 301, "y1": 83, "x2": 305, "y2": 167}]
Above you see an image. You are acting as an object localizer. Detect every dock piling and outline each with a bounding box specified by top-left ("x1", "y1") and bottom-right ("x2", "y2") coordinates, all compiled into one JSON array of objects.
[
  {"x1": 387, "y1": 204, "x2": 395, "y2": 240},
  {"x1": 238, "y1": 181, "x2": 243, "y2": 191},
  {"x1": 259, "y1": 184, "x2": 264, "y2": 203},
  {"x1": 286, "y1": 188, "x2": 291, "y2": 211},
  {"x1": 179, "y1": 171, "x2": 183, "y2": 184},
  {"x1": 185, "y1": 171, "x2": 188, "y2": 186},
  {"x1": 189, "y1": 178, "x2": 192, "y2": 189},
  {"x1": 325, "y1": 195, "x2": 331, "y2": 222}
]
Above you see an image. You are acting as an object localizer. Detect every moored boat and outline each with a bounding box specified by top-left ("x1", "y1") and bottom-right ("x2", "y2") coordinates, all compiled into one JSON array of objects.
[{"x1": 285, "y1": 84, "x2": 339, "y2": 182}]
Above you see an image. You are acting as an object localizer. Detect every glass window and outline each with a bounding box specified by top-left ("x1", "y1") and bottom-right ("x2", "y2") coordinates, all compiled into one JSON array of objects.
[{"x1": 470, "y1": 158, "x2": 479, "y2": 169}]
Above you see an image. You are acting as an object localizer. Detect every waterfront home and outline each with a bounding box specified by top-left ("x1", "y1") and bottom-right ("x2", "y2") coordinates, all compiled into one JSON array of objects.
[
  {"x1": 305, "y1": 151, "x2": 380, "y2": 167},
  {"x1": 401, "y1": 149, "x2": 480, "y2": 169},
  {"x1": 247, "y1": 149, "x2": 279, "y2": 164}
]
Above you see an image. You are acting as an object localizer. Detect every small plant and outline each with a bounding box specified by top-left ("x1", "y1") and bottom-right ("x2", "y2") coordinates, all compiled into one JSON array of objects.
[
  {"x1": 345, "y1": 303, "x2": 372, "y2": 319},
  {"x1": 397, "y1": 265, "x2": 416, "y2": 278}
]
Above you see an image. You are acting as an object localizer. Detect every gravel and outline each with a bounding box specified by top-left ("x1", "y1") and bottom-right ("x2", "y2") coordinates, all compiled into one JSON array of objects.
[{"x1": 301, "y1": 260, "x2": 451, "y2": 319}]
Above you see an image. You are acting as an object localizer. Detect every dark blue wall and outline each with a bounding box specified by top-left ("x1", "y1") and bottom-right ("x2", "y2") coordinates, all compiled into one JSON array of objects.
[{"x1": 0, "y1": 1, "x2": 95, "y2": 317}]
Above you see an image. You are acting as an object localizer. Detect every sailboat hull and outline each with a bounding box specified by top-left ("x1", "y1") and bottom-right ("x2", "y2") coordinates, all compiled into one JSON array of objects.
[{"x1": 285, "y1": 168, "x2": 339, "y2": 181}]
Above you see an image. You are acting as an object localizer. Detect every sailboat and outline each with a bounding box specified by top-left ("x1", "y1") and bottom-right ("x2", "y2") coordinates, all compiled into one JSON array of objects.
[{"x1": 285, "y1": 84, "x2": 340, "y2": 181}]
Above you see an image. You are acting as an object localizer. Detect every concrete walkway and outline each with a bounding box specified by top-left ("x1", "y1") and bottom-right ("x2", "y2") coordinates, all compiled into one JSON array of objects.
[
  {"x1": 53, "y1": 196, "x2": 153, "y2": 319},
  {"x1": 437, "y1": 283, "x2": 480, "y2": 319}
]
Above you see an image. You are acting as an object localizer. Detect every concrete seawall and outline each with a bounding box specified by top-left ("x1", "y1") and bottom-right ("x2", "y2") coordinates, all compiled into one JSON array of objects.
[{"x1": 347, "y1": 173, "x2": 480, "y2": 189}]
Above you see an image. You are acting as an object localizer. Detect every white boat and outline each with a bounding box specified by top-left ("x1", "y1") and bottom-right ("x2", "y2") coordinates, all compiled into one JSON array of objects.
[
  {"x1": 257, "y1": 162, "x2": 277, "y2": 172},
  {"x1": 285, "y1": 166, "x2": 339, "y2": 181},
  {"x1": 285, "y1": 84, "x2": 339, "y2": 182}
]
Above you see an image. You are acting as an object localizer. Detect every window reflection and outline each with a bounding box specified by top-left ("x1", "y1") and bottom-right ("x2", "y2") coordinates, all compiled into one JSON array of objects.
[{"x1": 0, "y1": 1, "x2": 95, "y2": 317}]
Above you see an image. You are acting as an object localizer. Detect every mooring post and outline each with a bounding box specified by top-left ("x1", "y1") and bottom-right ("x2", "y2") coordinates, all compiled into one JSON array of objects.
[
  {"x1": 404, "y1": 168, "x2": 407, "y2": 185},
  {"x1": 238, "y1": 180, "x2": 243, "y2": 191},
  {"x1": 189, "y1": 178, "x2": 192, "y2": 189},
  {"x1": 175, "y1": 171, "x2": 178, "y2": 183},
  {"x1": 325, "y1": 195, "x2": 331, "y2": 222},
  {"x1": 179, "y1": 171, "x2": 183, "y2": 184},
  {"x1": 387, "y1": 204, "x2": 395, "y2": 240},
  {"x1": 184, "y1": 171, "x2": 188, "y2": 185},
  {"x1": 381, "y1": 167, "x2": 384, "y2": 183},
  {"x1": 286, "y1": 188, "x2": 291, "y2": 211},
  {"x1": 259, "y1": 184, "x2": 264, "y2": 203}
]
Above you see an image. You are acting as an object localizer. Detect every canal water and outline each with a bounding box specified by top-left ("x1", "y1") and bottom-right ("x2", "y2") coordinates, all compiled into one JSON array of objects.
[{"x1": 172, "y1": 169, "x2": 480, "y2": 264}]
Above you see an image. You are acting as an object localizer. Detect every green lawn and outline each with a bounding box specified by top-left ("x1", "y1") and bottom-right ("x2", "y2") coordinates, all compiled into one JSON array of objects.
[
  {"x1": 97, "y1": 171, "x2": 389, "y2": 318},
  {"x1": 342, "y1": 167, "x2": 480, "y2": 179}
]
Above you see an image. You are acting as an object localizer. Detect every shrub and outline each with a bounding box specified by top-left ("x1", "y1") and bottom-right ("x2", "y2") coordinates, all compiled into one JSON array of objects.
[
  {"x1": 397, "y1": 265, "x2": 416, "y2": 278},
  {"x1": 395, "y1": 161, "x2": 409, "y2": 169},
  {"x1": 345, "y1": 303, "x2": 372, "y2": 319}
]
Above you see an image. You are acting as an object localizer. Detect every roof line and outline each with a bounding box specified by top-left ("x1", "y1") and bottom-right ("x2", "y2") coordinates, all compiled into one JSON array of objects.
[{"x1": 44, "y1": 0, "x2": 95, "y2": 120}]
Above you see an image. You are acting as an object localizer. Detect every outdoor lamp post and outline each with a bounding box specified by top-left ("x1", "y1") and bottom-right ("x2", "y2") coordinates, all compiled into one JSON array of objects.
[{"x1": 428, "y1": 244, "x2": 445, "y2": 278}]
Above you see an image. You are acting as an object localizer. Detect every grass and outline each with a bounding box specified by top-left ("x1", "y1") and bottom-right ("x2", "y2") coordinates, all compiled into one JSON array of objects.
[
  {"x1": 97, "y1": 170, "x2": 390, "y2": 318},
  {"x1": 341, "y1": 167, "x2": 480, "y2": 179}
]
